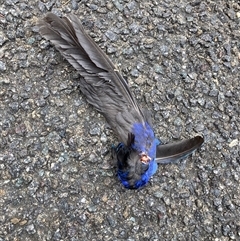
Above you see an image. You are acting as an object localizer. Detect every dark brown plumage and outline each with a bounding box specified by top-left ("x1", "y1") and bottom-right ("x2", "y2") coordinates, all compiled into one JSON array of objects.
[
  {"x1": 37, "y1": 13, "x2": 147, "y2": 145},
  {"x1": 156, "y1": 136, "x2": 204, "y2": 164}
]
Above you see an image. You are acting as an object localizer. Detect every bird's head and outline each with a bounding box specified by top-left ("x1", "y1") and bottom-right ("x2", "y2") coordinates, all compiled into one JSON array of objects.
[{"x1": 113, "y1": 134, "x2": 158, "y2": 189}]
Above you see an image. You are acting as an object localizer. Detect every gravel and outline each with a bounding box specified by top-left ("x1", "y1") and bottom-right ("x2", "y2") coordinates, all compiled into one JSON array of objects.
[{"x1": 0, "y1": 1, "x2": 240, "y2": 240}]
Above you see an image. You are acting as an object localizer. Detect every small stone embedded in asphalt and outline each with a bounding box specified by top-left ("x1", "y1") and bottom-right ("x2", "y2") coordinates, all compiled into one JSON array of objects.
[
  {"x1": 0, "y1": 60, "x2": 6, "y2": 71},
  {"x1": 105, "y1": 30, "x2": 118, "y2": 42},
  {"x1": 25, "y1": 224, "x2": 36, "y2": 234}
]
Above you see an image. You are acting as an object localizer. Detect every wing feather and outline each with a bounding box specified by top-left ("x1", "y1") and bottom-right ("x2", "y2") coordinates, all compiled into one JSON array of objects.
[
  {"x1": 37, "y1": 13, "x2": 147, "y2": 144},
  {"x1": 156, "y1": 136, "x2": 204, "y2": 164}
]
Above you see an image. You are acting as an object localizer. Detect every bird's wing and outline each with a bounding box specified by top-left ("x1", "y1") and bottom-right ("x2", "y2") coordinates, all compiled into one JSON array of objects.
[
  {"x1": 37, "y1": 13, "x2": 146, "y2": 144},
  {"x1": 155, "y1": 136, "x2": 204, "y2": 164}
]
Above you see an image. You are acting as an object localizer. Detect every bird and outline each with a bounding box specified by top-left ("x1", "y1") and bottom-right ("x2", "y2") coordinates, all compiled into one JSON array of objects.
[{"x1": 37, "y1": 13, "x2": 204, "y2": 189}]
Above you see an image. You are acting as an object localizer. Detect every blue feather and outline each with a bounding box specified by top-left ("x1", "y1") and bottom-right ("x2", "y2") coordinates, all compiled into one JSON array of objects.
[
  {"x1": 132, "y1": 122, "x2": 155, "y2": 155},
  {"x1": 116, "y1": 122, "x2": 159, "y2": 188},
  {"x1": 117, "y1": 158, "x2": 158, "y2": 189}
]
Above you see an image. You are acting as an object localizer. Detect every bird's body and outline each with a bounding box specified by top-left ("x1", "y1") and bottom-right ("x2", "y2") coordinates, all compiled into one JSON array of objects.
[{"x1": 37, "y1": 13, "x2": 204, "y2": 189}]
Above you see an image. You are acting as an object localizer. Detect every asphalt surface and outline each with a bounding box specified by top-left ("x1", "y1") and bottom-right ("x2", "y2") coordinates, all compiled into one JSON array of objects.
[{"x1": 0, "y1": 0, "x2": 240, "y2": 240}]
